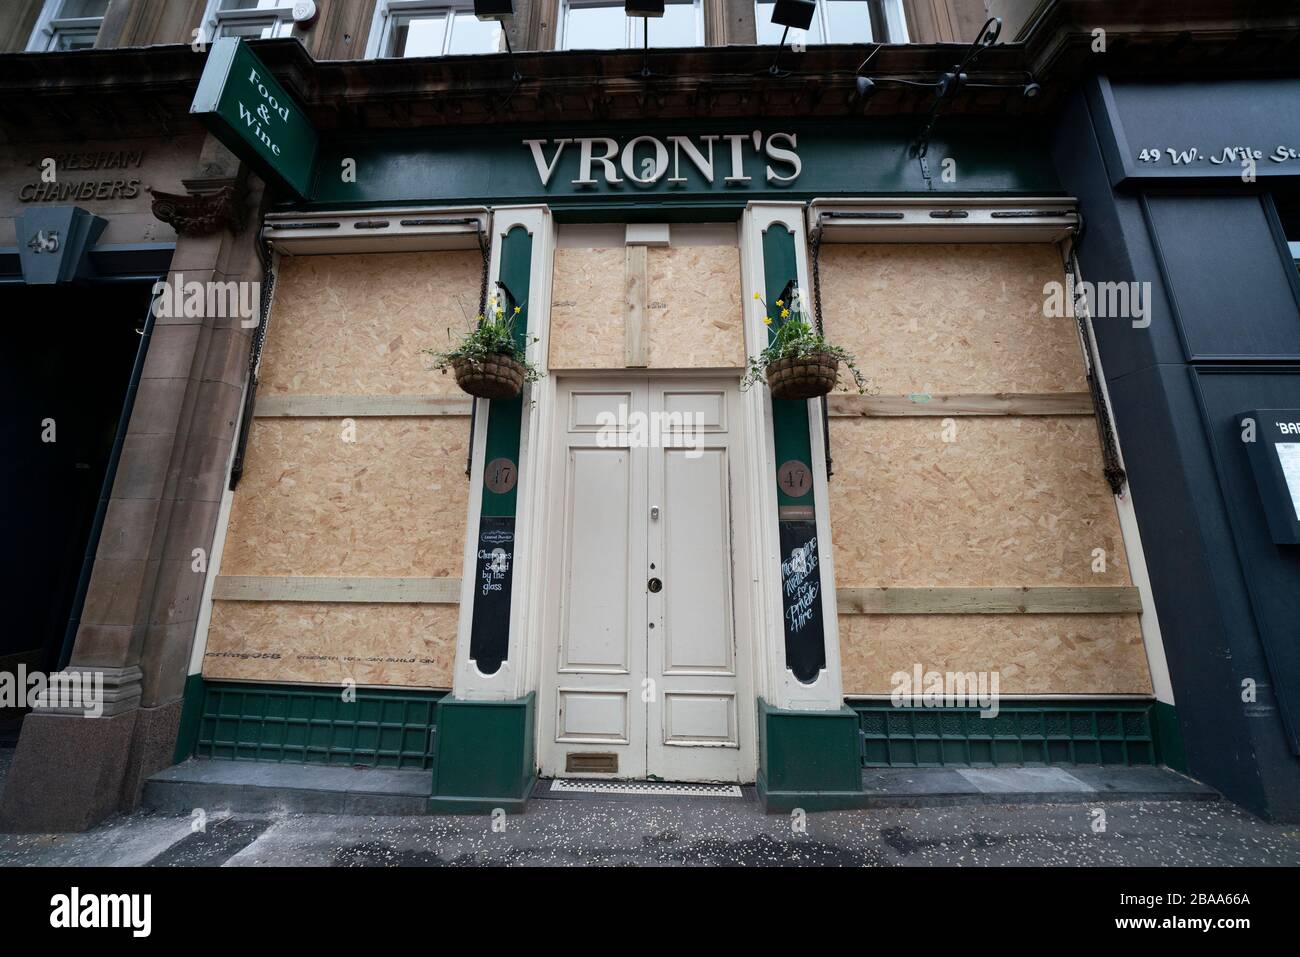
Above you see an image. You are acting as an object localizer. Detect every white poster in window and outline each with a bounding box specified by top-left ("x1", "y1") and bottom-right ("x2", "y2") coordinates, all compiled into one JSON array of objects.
[{"x1": 1275, "y1": 442, "x2": 1300, "y2": 521}]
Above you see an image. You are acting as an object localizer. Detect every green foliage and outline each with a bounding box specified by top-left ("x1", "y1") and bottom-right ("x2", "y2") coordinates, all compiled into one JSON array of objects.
[
  {"x1": 740, "y1": 289, "x2": 871, "y2": 394},
  {"x1": 424, "y1": 297, "x2": 543, "y2": 384}
]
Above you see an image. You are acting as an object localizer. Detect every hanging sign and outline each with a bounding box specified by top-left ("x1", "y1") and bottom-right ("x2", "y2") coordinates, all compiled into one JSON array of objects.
[{"x1": 190, "y1": 37, "x2": 319, "y2": 199}]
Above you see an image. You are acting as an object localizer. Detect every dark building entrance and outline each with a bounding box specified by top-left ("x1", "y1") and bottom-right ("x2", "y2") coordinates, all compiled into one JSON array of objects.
[{"x1": 0, "y1": 280, "x2": 153, "y2": 739}]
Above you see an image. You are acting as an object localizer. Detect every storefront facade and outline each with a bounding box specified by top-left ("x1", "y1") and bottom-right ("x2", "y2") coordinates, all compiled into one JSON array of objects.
[
  {"x1": 151, "y1": 35, "x2": 1173, "y2": 814},
  {"x1": 2, "y1": 0, "x2": 1298, "y2": 830}
]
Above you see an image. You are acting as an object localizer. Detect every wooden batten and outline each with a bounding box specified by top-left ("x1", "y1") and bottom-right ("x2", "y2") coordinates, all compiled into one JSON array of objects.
[
  {"x1": 836, "y1": 586, "x2": 1143, "y2": 615},
  {"x1": 213, "y1": 575, "x2": 462, "y2": 604},
  {"x1": 828, "y1": 392, "x2": 1094, "y2": 417},
  {"x1": 254, "y1": 394, "x2": 473, "y2": 418}
]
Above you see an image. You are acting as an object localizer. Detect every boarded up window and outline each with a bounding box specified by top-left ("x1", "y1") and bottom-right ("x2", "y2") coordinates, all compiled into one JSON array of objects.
[{"x1": 821, "y1": 243, "x2": 1150, "y2": 695}]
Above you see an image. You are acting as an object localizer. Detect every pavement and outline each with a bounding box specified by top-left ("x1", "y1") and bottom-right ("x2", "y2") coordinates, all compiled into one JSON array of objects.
[{"x1": 2, "y1": 795, "x2": 1299, "y2": 867}]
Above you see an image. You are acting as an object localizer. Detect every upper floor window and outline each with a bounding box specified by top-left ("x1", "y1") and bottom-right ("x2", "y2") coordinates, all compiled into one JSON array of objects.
[
  {"x1": 26, "y1": 0, "x2": 109, "y2": 51},
  {"x1": 754, "y1": 0, "x2": 909, "y2": 45},
  {"x1": 367, "y1": 0, "x2": 503, "y2": 57},
  {"x1": 560, "y1": 0, "x2": 703, "y2": 50},
  {"x1": 200, "y1": 0, "x2": 298, "y2": 42}
]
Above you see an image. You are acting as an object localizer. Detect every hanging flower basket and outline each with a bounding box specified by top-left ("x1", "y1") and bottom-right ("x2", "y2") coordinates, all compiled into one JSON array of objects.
[
  {"x1": 740, "y1": 289, "x2": 871, "y2": 399},
  {"x1": 425, "y1": 295, "x2": 542, "y2": 400},
  {"x1": 452, "y1": 353, "x2": 527, "y2": 400},
  {"x1": 765, "y1": 350, "x2": 841, "y2": 400}
]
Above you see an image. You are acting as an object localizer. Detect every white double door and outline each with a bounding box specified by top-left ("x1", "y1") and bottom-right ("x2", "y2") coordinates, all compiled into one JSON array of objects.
[{"x1": 538, "y1": 377, "x2": 755, "y2": 782}]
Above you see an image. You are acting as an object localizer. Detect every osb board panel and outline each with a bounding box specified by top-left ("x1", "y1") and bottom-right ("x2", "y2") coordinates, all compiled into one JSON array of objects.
[
  {"x1": 258, "y1": 250, "x2": 482, "y2": 397},
  {"x1": 820, "y1": 244, "x2": 1086, "y2": 395},
  {"x1": 549, "y1": 245, "x2": 743, "y2": 369},
  {"x1": 220, "y1": 417, "x2": 468, "y2": 578},
  {"x1": 550, "y1": 246, "x2": 625, "y2": 369},
  {"x1": 202, "y1": 600, "x2": 456, "y2": 688},
  {"x1": 838, "y1": 613, "x2": 1152, "y2": 695},
  {"x1": 646, "y1": 245, "x2": 744, "y2": 368},
  {"x1": 828, "y1": 417, "x2": 1131, "y2": 586}
]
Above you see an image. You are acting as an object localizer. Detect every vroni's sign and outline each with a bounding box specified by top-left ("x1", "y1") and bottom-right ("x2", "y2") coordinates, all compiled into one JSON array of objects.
[
  {"x1": 523, "y1": 132, "x2": 802, "y2": 187},
  {"x1": 191, "y1": 37, "x2": 318, "y2": 199}
]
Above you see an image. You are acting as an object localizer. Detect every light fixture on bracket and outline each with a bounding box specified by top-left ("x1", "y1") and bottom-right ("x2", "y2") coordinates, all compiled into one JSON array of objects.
[
  {"x1": 473, "y1": 0, "x2": 521, "y2": 84},
  {"x1": 762, "y1": 0, "x2": 817, "y2": 77},
  {"x1": 624, "y1": 0, "x2": 667, "y2": 79}
]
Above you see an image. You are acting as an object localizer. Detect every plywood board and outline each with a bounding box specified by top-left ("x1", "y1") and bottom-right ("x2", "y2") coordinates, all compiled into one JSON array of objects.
[
  {"x1": 258, "y1": 250, "x2": 483, "y2": 397},
  {"x1": 838, "y1": 613, "x2": 1152, "y2": 695},
  {"x1": 549, "y1": 246, "x2": 625, "y2": 369},
  {"x1": 645, "y1": 245, "x2": 744, "y2": 368},
  {"x1": 549, "y1": 244, "x2": 744, "y2": 369},
  {"x1": 828, "y1": 416, "x2": 1131, "y2": 587},
  {"x1": 819, "y1": 243, "x2": 1086, "y2": 395},
  {"x1": 220, "y1": 416, "x2": 469, "y2": 578},
  {"x1": 202, "y1": 599, "x2": 457, "y2": 688}
]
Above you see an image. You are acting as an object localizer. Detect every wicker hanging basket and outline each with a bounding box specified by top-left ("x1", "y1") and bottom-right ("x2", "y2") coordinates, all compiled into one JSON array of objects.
[
  {"x1": 765, "y1": 350, "x2": 840, "y2": 400},
  {"x1": 452, "y1": 353, "x2": 526, "y2": 400}
]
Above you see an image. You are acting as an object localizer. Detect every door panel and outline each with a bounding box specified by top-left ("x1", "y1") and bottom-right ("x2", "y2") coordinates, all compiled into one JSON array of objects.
[
  {"x1": 559, "y1": 447, "x2": 634, "y2": 673},
  {"x1": 539, "y1": 377, "x2": 753, "y2": 782},
  {"x1": 660, "y1": 447, "x2": 735, "y2": 674}
]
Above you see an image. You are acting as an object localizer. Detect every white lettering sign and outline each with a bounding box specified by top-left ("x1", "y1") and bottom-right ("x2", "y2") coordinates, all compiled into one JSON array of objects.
[{"x1": 523, "y1": 131, "x2": 802, "y2": 188}]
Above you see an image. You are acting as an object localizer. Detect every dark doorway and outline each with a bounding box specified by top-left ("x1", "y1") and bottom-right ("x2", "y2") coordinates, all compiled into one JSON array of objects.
[{"x1": 0, "y1": 280, "x2": 153, "y2": 738}]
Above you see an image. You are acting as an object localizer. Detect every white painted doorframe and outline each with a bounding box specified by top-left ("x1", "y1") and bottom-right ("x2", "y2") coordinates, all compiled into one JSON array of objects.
[{"x1": 536, "y1": 374, "x2": 758, "y2": 782}]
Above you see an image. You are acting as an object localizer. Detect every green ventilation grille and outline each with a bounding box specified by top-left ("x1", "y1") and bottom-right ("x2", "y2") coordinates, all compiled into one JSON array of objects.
[
  {"x1": 192, "y1": 682, "x2": 446, "y2": 769},
  {"x1": 850, "y1": 699, "x2": 1158, "y2": 768}
]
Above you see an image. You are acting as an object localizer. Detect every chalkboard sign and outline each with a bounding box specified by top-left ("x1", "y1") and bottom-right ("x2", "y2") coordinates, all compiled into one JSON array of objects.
[
  {"x1": 468, "y1": 515, "x2": 515, "y2": 674},
  {"x1": 779, "y1": 520, "x2": 826, "y2": 683}
]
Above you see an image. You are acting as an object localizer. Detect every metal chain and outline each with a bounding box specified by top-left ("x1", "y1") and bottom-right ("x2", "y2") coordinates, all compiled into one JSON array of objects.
[
  {"x1": 230, "y1": 238, "x2": 276, "y2": 490},
  {"x1": 808, "y1": 219, "x2": 825, "y2": 337},
  {"x1": 807, "y1": 214, "x2": 833, "y2": 479},
  {"x1": 1067, "y1": 249, "x2": 1127, "y2": 496},
  {"x1": 475, "y1": 217, "x2": 490, "y2": 323}
]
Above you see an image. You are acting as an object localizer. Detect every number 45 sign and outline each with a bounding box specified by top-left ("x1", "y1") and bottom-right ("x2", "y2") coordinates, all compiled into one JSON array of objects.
[{"x1": 27, "y1": 229, "x2": 59, "y2": 254}]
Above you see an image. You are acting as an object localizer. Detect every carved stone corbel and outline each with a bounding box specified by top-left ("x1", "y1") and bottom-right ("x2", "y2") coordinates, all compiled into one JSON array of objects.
[{"x1": 150, "y1": 175, "x2": 247, "y2": 236}]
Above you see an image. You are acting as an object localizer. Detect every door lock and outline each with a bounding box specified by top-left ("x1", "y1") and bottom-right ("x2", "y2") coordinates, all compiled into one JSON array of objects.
[
  {"x1": 650, "y1": 505, "x2": 660, "y2": 520},
  {"x1": 647, "y1": 577, "x2": 662, "y2": 593}
]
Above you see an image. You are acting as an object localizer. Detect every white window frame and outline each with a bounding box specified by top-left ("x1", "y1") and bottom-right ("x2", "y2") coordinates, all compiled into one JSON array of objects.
[
  {"x1": 198, "y1": 0, "x2": 298, "y2": 45},
  {"x1": 558, "y1": 0, "x2": 704, "y2": 51},
  {"x1": 754, "y1": 0, "x2": 910, "y2": 46},
  {"x1": 25, "y1": 0, "x2": 108, "y2": 52},
  {"x1": 366, "y1": 0, "x2": 505, "y2": 58}
]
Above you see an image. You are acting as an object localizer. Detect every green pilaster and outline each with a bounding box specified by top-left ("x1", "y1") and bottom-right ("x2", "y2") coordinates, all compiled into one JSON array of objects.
[
  {"x1": 428, "y1": 693, "x2": 536, "y2": 814},
  {"x1": 762, "y1": 227, "x2": 817, "y2": 509}
]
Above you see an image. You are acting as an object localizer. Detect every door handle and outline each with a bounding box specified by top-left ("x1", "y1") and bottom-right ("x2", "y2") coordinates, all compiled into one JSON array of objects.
[{"x1": 647, "y1": 577, "x2": 662, "y2": 593}]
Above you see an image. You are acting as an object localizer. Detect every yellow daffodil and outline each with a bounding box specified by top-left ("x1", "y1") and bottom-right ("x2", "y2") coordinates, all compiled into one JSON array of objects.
[
  {"x1": 753, "y1": 292, "x2": 760, "y2": 300},
  {"x1": 763, "y1": 316, "x2": 773, "y2": 326},
  {"x1": 781, "y1": 308, "x2": 790, "y2": 318},
  {"x1": 514, "y1": 306, "x2": 521, "y2": 314},
  {"x1": 775, "y1": 299, "x2": 784, "y2": 307}
]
